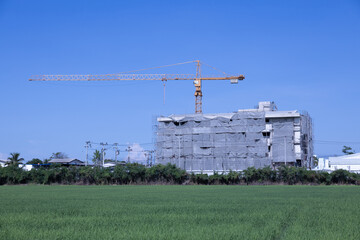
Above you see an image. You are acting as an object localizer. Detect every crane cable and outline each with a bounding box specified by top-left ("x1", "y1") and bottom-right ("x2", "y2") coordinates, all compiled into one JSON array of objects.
[
  {"x1": 201, "y1": 62, "x2": 228, "y2": 76},
  {"x1": 119, "y1": 60, "x2": 230, "y2": 76},
  {"x1": 118, "y1": 60, "x2": 230, "y2": 105},
  {"x1": 118, "y1": 60, "x2": 198, "y2": 74}
]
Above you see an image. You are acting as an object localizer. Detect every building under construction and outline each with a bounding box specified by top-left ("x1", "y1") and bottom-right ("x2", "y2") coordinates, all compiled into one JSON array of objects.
[{"x1": 156, "y1": 102, "x2": 313, "y2": 174}]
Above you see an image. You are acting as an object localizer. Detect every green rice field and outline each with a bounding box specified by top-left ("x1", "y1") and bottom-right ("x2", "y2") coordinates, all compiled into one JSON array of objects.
[{"x1": 0, "y1": 185, "x2": 359, "y2": 240}]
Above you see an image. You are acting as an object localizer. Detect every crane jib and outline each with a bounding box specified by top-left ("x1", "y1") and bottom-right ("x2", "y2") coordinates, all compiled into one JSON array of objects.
[
  {"x1": 29, "y1": 74, "x2": 245, "y2": 81},
  {"x1": 29, "y1": 61, "x2": 245, "y2": 114}
]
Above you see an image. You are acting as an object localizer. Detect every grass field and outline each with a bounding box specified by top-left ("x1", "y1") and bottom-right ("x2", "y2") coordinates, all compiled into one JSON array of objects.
[{"x1": 0, "y1": 186, "x2": 359, "y2": 240}]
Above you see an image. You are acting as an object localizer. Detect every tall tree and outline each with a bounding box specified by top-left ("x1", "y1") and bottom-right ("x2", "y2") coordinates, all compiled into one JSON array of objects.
[
  {"x1": 50, "y1": 152, "x2": 68, "y2": 159},
  {"x1": 313, "y1": 156, "x2": 319, "y2": 167},
  {"x1": 6, "y1": 153, "x2": 24, "y2": 167},
  {"x1": 342, "y1": 146, "x2": 355, "y2": 155},
  {"x1": 27, "y1": 158, "x2": 43, "y2": 165},
  {"x1": 92, "y1": 150, "x2": 102, "y2": 166}
]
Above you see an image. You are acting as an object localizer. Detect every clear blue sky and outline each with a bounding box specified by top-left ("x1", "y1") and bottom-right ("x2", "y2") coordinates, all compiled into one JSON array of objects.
[{"x1": 0, "y1": 0, "x2": 359, "y2": 161}]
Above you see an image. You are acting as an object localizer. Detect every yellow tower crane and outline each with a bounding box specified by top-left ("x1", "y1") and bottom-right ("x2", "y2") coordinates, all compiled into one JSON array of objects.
[{"x1": 29, "y1": 60, "x2": 245, "y2": 114}]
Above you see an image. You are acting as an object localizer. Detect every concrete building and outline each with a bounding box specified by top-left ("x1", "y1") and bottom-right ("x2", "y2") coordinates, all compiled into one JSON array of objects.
[{"x1": 156, "y1": 101, "x2": 313, "y2": 174}]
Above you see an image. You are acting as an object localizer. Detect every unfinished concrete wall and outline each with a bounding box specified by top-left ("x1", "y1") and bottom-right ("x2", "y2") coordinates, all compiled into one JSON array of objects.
[
  {"x1": 156, "y1": 102, "x2": 313, "y2": 173},
  {"x1": 269, "y1": 117, "x2": 296, "y2": 165},
  {"x1": 300, "y1": 113, "x2": 313, "y2": 168}
]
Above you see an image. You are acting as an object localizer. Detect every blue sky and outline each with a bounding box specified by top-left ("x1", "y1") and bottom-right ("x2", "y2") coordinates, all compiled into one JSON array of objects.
[{"x1": 0, "y1": 0, "x2": 359, "y2": 161}]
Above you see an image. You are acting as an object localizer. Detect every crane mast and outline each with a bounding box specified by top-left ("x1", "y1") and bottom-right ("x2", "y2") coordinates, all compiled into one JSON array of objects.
[
  {"x1": 194, "y1": 60, "x2": 202, "y2": 113},
  {"x1": 29, "y1": 60, "x2": 245, "y2": 113}
]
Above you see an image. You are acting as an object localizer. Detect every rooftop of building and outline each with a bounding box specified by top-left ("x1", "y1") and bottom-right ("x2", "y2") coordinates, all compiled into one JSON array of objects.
[
  {"x1": 158, "y1": 101, "x2": 301, "y2": 122},
  {"x1": 329, "y1": 153, "x2": 360, "y2": 165},
  {"x1": 49, "y1": 158, "x2": 84, "y2": 164}
]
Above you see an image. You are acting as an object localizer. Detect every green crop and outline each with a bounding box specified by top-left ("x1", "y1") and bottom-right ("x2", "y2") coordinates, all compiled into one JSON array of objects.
[{"x1": 0, "y1": 185, "x2": 359, "y2": 239}]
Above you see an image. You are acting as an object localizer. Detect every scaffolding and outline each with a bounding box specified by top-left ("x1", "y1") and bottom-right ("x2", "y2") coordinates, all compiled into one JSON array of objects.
[{"x1": 156, "y1": 102, "x2": 313, "y2": 173}]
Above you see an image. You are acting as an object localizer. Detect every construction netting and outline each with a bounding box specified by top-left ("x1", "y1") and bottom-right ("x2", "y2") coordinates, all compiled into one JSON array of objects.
[{"x1": 156, "y1": 110, "x2": 313, "y2": 173}]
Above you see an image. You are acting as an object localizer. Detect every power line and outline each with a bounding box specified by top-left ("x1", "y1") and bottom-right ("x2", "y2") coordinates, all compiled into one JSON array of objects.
[
  {"x1": 314, "y1": 140, "x2": 360, "y2": 145},
  {"x1": 88, "y1": 141, "x2": 153, "y2": 147}
]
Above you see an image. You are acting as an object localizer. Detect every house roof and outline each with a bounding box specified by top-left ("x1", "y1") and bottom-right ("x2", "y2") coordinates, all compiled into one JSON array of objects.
[
  {"x1": 49, "y1": 158, "x2": 84, "y2": 164},
  {"x1": 0, "y1": 159, "x2": 10, "y2": 163}
]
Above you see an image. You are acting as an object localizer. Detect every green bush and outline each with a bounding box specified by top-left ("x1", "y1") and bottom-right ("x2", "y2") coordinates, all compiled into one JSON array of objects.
[
  {"x1": 0, "y1": 163, "x2": 359, "y2": 185},
  {"x1": 191, "y1": 173, "x2": 209, "y2": 185},
  {"x1": 330, "y1": 169, "x2": 354, "y2": 184},
  {"x1": 257, "y1": 166, "x2": 277, "y2": 182},
  {"x1": 226, "y1": 170, "x2": 241, "y2": 184},
  {"x1": 208, "y1": 172, "x2": 222, "y2": 184},
  {"x1": 243, "y1": 167, "x2": 259, "y2": 184}
]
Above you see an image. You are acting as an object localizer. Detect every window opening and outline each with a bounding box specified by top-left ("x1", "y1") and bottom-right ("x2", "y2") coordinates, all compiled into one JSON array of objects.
[{"x1": 262, "y1": 132, "x2": 270, "y2": 137}]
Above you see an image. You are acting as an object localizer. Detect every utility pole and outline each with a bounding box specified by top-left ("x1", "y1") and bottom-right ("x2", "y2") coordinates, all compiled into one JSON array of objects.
[
  {"x1": 144, "y1": 152, "x2": 149, "y2": 167},
  {"x1": 84, "y1": 141, "x2": 91, "y2": 166},
  {"x1": 149, "y1": 151, "x2": 153, "y2": 167},
  {"x1": 126, "y1": 146, "x2": 132, "y2": 163},
  {"x1": 150, "y1": 150, "x2": 154, "y2": 167},
  {"x1": 100, "y1": 142, "x2": 108, "y2": 166},
  {"x1": 114, "y1": 143, "x2": 119, "y2": 164},
  {"x1": 284, "y1": 137, "x2": 287, "y2": 166},
  {"x1": 144, "y1": 150, "x2": 154, "y2": 167}
]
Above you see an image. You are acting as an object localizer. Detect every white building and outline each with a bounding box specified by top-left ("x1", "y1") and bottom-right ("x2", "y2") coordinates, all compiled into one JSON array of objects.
[
  {"x1": 315, "y1": 157, "x2": 329, "y2": 171},
  {"x1": 315, "y1": 154, "x2": 360, "y2": 173},
  {"x1": 0, "y1": 160, "x2": 33, "y2": 171},
  {"x1": 0, "y1": 159, "x2": 10, "y2": 167},
  {"x1": 328, "y1": 153, "x2": 360, "y2": 173},
  {"x1": 20, "y1": 164, "x2": 34, "y2": 171}
]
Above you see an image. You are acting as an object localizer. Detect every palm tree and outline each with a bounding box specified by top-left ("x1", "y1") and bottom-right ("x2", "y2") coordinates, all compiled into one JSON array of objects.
[
  {"x1": 92, "y1": 150, "x2": 101, "y2": 166},
  {"x1": 7, "y1": 153, "x2": 24, "y2": 167}
]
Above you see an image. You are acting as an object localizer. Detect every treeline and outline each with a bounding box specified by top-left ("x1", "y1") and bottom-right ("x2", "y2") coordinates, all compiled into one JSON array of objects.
[{"x1": 0, "y1": 163, "x2": 359, "y2": 185}]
